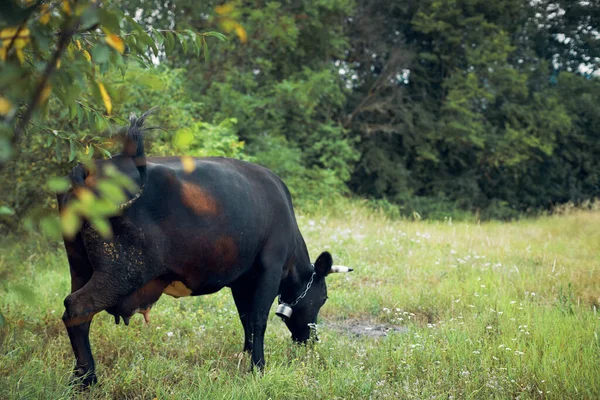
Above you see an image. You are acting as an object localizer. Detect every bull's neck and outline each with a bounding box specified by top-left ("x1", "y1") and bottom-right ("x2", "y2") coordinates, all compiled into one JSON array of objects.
[{"x1": 279, "y1": 244, "x2": 314, "y2": 304}]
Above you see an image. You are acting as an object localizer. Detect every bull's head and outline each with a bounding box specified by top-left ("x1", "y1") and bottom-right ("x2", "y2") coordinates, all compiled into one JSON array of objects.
[{"x1": 278, "y1": 252, "x2": 352, "y2": 343}]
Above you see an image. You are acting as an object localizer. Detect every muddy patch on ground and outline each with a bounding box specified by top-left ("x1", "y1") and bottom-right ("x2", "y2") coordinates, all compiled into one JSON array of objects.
[{"x1": 324, "y1": 319, "x2": 408, "y2": 338}]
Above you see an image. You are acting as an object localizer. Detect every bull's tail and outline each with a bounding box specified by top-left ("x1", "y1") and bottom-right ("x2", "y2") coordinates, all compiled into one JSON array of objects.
[{"x1": 124, "y1": 107, "x2": 156, "y2": 187}]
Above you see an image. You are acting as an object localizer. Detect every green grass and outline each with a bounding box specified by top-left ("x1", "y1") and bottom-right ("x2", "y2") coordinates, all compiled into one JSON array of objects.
[{"x1": 1, "y1": 203, "x2": 599, "y2": 399}]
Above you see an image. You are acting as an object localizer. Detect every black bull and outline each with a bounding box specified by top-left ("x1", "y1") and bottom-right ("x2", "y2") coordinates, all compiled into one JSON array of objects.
[{"x1": 57, "y1": 113, "x2": 352, "y2": 386}]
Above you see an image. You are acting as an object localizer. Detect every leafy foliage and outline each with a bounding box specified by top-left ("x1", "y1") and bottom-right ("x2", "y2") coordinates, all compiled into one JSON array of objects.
[
  {"x1": 0, "y1": 0, "x2": 236, "y2": 233},
  {"x1": 126, "y1": 0, "x2": 359, "y2": 206},
  {"x1": 2, "y1": 0, "x2": 600, "y2": 227},
  {"x1": 345, "y1": 0, "x2": 600, "y2": 218},
  {"x1": 1, "y1": 64, "x2": 249, "y2": 231}
]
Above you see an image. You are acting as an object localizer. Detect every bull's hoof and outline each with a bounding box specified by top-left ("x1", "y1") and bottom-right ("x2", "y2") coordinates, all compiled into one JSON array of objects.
[{"x1": 69, "y1": 369, "x2": 98, "y2": 388}]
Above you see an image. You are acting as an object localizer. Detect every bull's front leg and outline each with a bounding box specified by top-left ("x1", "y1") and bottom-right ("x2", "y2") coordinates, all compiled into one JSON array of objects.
[
  {"x1": 249, "y1": 250, "x2": 284, "y2": 370},
  {"x1": 62, "y1": 271, "x2": 134, "y2": 386},
  {"x1": 231, "y1": 280, "x2": 256, "y2": 353},
  {"x1": 62, "y1": 235, "x2": 97, "y2": 386},
  {"x1": 63, "y1": 317, "x2": 97, "y2": 386}
]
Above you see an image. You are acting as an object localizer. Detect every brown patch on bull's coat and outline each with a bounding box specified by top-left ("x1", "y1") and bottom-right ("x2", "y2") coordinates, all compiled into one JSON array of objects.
[
  {"x1": 84, "y1": 174, "x2": 97, "y2": 187},
  {"x1": 213, "y1": 236, "x2": 238, "y2": 265},
  {"x1": 131, "y1": 279, "x2": 167, "y2": 304},
  {"x1": 64, "y1": 312, "x2": 96, "y2": 328},
  {"x1": 115, "y1": 279, "x2": 168, "y2": 318},
  {"x1": 163, "y1": 281, "x2": 193, "y2": 298},
  {"x1": 180, "y1": 182, "x2": 218, "y2": 215}
]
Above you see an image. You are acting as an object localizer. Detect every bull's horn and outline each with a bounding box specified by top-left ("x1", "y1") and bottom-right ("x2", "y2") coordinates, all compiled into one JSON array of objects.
[{"x1": 331, "y1": 265, "x2": 353, "y2": 273}]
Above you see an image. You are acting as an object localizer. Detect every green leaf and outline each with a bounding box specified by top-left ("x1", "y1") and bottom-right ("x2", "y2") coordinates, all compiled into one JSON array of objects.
[
  {"x1": 98, "y1": 8, "x2": 122, "y2": 33},
  {"x1": 47, "y1": 177, "x2": 71, "y2": 192},
  {"x1": 54, "y1": 140, "x2": 62, "y2": 163},
  {"x1": 0, "y1": 206, "x2": 15, "y2": 216},
  {"x1": 165, "y1": 31, "x2": 175, "y2": 55},
  {"x1": 61, "y1": 208, "x2": 82, "y2": 239},
  {"x1": 178, "y1": 33, "x2": 188, "y2": 55},
  {"x1": 153, "y1": 29, "x2": 165, "y2": 46},
  {"x1": 194, "y1": 33, "x2": 203, "y2": 57},
  {"x1": 53, "y1": 86, "x2": 68, "y2": 105},
  {"x1": 130, "y1": 34, "x2": 148, "y2": 56},
  {"x1": 86, "y1": 198, "x2": 115, "y2": 217},
  {"x1": 174, "y1": 128, "x2": 194, "y2": 149},
  {"x1": 137, "y1": 30, "x2": 158, "y2": 56},
  {"x1": 172, "y1": 32, "x2": 181, "y2": 51},
  {"x1": 125, "y1": 34, "x2": 137, "y2": 54},
  {"x1": 132, "y1": 54, "x2": 151, "y2": 68},
  {"x1": 31, "y1": 26, "x2": 50, "y2": 51},
  {"x1": 97, "y1": 147, "x2": 112, "y2": 159},
  {"x1": 204, "y1": 31, "x2": 227, "y2": 41},
  {"x1": 185, "y1": 30, "x2": 199, "y2": 56},
  {"x1": 69, "y1": 104, "x2": 77, "y2": 120},
  {"x1": 90, "y1": 217, "x2": 112, "y2": 238},
  {"x1": 94, "y1": 113, "x2": 101, "y2": 131},
  {"x1": 65, "y1": 84, "x2": 83, "y2": 105},
  {"x1": 80, "y1": 5, "x2": 100, "y2": 30},
  {"x1": 104, "y1": 165, "x2": 138, "y2": 192},
  {"x1": 69, "y1": 140, "x2": 77, "y2": 162},
  {"x1": 97, "y1": 180, "x2": 127, "y2": 204},
  {"x1": 91, "y1": 45, "x2": 110, "y2": 64},
  {"x1": 125, "y1": 15, "x2": 144, "y2": 32},
  {"x1": 77, "y1": 105, "x2": 85, "y2": 127},
  {"x1": 0, "y1": 135, "x2": 13, "y2": 163},
  {"x1": 40, "y1": 215, "x2": 62, "y2": 239},
  {"x1": 202, "y1": 36, "x2": 208, "y2": 62}
]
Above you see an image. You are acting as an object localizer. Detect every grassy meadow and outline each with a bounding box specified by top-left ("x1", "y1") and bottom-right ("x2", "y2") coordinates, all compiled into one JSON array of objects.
[{"x1": 1, "y1": 203, "x2": 599, "y2": 399}]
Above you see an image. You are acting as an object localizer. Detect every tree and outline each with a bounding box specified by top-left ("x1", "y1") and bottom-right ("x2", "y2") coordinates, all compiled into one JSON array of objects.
[
  {"x1": 345, "y1": 0, "x2": 599, "y2": 218},
  {"x1": 119, "y1": 0, "x2": 359, "y2": 206},
  {"x1": 0, "y1": 0, "x2": 227, "y2": 234}
]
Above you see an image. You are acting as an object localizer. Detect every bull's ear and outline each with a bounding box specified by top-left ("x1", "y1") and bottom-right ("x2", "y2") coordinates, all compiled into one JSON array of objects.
[
  {"x1": 314, "y1": 251, "x2": 333, "y2": 277},
  {"x1": 69, "y1": 163, "x2": 87, "y2": 186}
]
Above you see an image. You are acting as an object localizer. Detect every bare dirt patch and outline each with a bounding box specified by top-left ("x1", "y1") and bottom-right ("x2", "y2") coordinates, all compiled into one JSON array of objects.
[{"x1": 325, "y1": 319, "x2": 408, "y2": 338}]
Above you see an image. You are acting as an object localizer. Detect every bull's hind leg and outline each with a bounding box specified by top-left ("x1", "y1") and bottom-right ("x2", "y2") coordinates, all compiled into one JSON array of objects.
[
  {"x1": 62, "y1": 233, "x2": 97, "y2": 386},
  {"x1": 231, "y1": 278, "x2": 256, "y2": 353}
]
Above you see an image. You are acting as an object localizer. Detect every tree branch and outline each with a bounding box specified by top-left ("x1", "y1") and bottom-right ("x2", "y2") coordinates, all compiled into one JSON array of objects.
[
  {"x1": 10, "y1": 27, "x2": 74, "y2": 147},
  {"x1": 6, "y1": 4, "x2": 94, "y2": 164}
]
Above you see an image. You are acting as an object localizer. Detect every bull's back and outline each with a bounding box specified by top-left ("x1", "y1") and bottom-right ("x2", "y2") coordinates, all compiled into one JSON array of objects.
[{"x1": 125, "y1": 157, "x2": 297, "y2": 294}]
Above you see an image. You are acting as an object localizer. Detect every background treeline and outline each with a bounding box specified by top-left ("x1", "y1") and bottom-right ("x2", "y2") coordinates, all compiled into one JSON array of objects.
[{"x1": 3, "y1": 0, "x2": 600, "y2": 223}]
